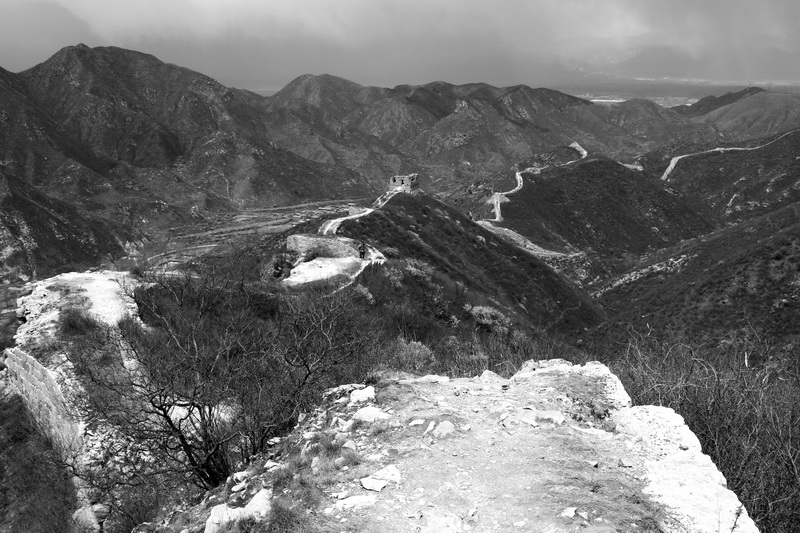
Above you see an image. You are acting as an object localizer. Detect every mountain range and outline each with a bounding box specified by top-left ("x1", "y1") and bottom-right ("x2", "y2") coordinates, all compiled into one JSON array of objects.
[{"x1": 2, "y1": 44, "x2": 800, "y2": 347}]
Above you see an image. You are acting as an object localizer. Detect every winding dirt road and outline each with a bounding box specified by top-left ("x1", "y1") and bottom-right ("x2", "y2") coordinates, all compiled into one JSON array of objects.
[
  {"x1": 319, "y1": 189, "x2": 402, "y2": 236},
  {"x1": 487, "y1": 141, "x2": 588, "y2": 223},
  {"x1": 284, "y1": 190, "x2": 405, "y2": 287},
  {"x1": 660, "y1": 129, "x2": 799, "y2": 181}
]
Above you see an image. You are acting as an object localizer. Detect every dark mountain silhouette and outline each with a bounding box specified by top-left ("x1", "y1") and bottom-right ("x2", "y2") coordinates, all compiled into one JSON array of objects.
[
  {"x1": 0, "y1": 45, "x2": 724, "y2": 221},
  {"x1": 677, "y1": 88, "x2": 800, "y2": 140},
  {"x1": 2, "y1": 45, "x2": 372, "y2": 225},
  {"x1": 672, "y1": 87, "x2": 765, "y2": 118}
]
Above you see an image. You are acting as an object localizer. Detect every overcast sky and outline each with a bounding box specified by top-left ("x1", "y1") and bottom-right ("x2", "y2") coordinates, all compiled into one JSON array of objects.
[{"x1": 2, "y1": 0, "x2": 800, "y2": 90}]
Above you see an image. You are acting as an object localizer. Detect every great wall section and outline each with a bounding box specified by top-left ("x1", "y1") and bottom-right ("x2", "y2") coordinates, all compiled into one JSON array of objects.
[
  {"x1": 3, "y1": 346, "x2": 83, "y2": 457},
  {"x1": 0, "y1": 268, "x2": 761, "y2": 532}
]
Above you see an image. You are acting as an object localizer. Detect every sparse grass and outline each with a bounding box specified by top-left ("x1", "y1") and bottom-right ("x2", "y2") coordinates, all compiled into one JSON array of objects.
[
  {"x1": 238, "y1": 497, "x2": 340, "y2": 533},
  {"x1": 58, "y1": 307, "x2": 102, "y2": 338},
  {"x1": 610, "y1": 331, "x2": 800, "y2": 532},
  {"x1": 340, "y1": 193, "x2": 602, "y2": 335}
]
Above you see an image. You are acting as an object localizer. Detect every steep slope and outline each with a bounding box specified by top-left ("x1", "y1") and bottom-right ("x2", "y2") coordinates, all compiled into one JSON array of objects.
[
  {"x1": 490, "y1": 158, "x2": 719, "y2": 281},
  {"x1": 691, "y1": 90, "x2": 800, "y2": 139},
  {"x1": 335, "y1": 192, "x2": 603, "y2": 334},
  {"x1": 661, "y1": 129, "x2": 800, "y2": 221},
  {"x1": 671, "y1": 87, "x2": 765, "y2": 118},
  {"x1": 0, "y1": 171, "x2": 126, "y2": 282},
  {"x1": 12, "y1": 45, "x2": 372, "y2": 221},
  {"x1": 598, "y1": 202, "x2": 800, "y2": 345},
  {"x1": 0, "y1": 65, "x2": 109, "y2": 188}
]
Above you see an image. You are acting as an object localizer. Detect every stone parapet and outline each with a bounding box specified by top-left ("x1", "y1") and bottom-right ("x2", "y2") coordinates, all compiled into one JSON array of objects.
[{"x1": 3, "y1": 347, "x2": 83, "y2": 457}]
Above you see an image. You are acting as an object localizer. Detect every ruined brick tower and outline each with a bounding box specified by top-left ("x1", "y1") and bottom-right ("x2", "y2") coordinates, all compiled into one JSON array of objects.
[{"x1": 389, "y1": 173, "x2": 419, "y2": 193}]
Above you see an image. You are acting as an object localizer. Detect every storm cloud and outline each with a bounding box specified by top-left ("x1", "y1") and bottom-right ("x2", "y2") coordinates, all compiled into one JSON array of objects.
[{"x1": 2, "y1": 0, "x2": 799, "y2": 89}]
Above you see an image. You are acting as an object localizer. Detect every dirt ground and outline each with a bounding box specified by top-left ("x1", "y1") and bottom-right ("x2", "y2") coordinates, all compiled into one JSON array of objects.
[{"x1": 286, "y1": 361, "x2": 757, "y2": 533}]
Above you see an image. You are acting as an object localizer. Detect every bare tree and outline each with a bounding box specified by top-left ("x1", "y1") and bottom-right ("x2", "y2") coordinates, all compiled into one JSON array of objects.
[{"x1": 63, "y1": 269, "x2": 378, "y2": 493}]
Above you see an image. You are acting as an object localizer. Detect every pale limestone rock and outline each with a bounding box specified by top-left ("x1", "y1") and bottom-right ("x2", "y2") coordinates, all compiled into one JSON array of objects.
[
  {"x1": 90, "y1": 503, "x2": 110, "y2": 522},
  {"x1": 349, "y1": 385, "x2": 375, "y2": 404},
  {"x1": 232, "y1": 470, "x2": 252, "y2": 483},
  {"x1": 432, "y1": 420, "x2": 456, "y2": 438},
  {"x1": 517, "y1": 358, "x2": 573, "y2": 374},
  {"x1": 335, "y1": 494, "x2": 378, "y2": 510},
  {"x1": 478, "y1": 369, "x2": 505, "y2": 384},
  {"x1": 420, "y1": 511, "x2": 464, "y2": 532},
  {"x1": 286, "y1": 234, "x2": 358, "y2": 261},
  {"x1": 560, "y1": 507, "x2": 577, "y2": 518},
  {"x1": 400, "y1": 374, "x2": 450, "y2": 384},
  {"x1": 614, "y1": 406, "x2": 758, "y2": 533},
  {"x1": 354, "y1": 405, "x2": 390, "y2": 422},
  {"x1": 204, "y1": 489, "x2": 272, "y2": 533},
  {"x1": 360, "y1": 477, "x2": 389, "y2": 491},
  {"x1": 263, "y1": 460, "x2": 281, "y2": 471},
  {"x1": 72, "y1": 506, "x2": 100, "y2": 532},
  {"x1": 371, "y1": 464, "x2": 402, "y2": 483},
  {"x1": 534, "y1": 409, "x2": 566, "y2": 426}
]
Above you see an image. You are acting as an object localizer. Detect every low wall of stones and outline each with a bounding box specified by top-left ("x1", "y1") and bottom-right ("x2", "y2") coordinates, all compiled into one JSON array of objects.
[{"x1": 2, "y1": 347, "x2": 83, "y2": 457}]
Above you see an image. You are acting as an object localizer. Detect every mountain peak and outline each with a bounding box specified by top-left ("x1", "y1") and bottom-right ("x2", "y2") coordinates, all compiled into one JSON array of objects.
[{"x1": 672, "y1": 86, "x2": 766, "y2": 118}]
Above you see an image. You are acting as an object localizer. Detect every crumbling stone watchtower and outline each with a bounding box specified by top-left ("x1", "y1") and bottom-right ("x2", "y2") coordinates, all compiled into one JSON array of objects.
[{"x1": 389, "y1": 173, "x2": 419, "y2": 193}]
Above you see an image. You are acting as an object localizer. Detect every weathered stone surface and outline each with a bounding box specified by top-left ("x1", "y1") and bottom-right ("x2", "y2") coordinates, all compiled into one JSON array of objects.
[
  {"x1": 286, "y1": 234, "x2": 359, "y2": 261},
  {"x1": 614, "y1": 406, "x2": 758, "y2": 532},
  {"x1": 335, "y1": 494, "x2": 378, "y2": 510},
  {"x1": 360, "y1": 477, "x2": 388, "y2": 491},
  {"x1": 371, "y1": 464, "x2": 402, "y2": 483},
  {"x1": 204, "y1": 488, "x2": 272, "y2": 533},
  {"x1": 532, "y1": 409, "x2": 566, "y2": 427},
  {"x1": 354, "y1": 405, "x2": 390, "y2": 422},
  {"x1": 349, "y1": 385, "x2": 375, "y2": 404},
  {"x1": 478, "y1": 369, "x2": 505, "y2": 384},
  {"x1": 560, "y1": 507, "x2": 577, "y2": 518},
  {"x1": 400, "y1": 374, "x2": 450, "y2": 384},
  {"x1": 72, "y1": 506, "x2": 100, "y2": 532},
  {"x1": 420, "y1": 511, "x2": 464, "y2": 532},
  {"x1": 431, "y1": 420, "x2": 456, "y2": 438}
]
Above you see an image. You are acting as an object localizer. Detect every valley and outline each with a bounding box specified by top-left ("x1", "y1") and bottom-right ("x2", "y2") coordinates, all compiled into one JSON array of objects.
[{"x1": 2, "y1": 43, "x2": 800, "y2": 533}]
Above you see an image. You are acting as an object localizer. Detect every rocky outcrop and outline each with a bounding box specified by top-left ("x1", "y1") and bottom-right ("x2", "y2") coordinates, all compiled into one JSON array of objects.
[{"x1": 137, "y1": 359, "x2": 757, "y2": 533}]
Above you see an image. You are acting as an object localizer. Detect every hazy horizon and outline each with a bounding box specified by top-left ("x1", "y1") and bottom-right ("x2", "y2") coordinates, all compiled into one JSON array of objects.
[{"x1": 3, "y1": 1, "x2": 800, "y2": 92}]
